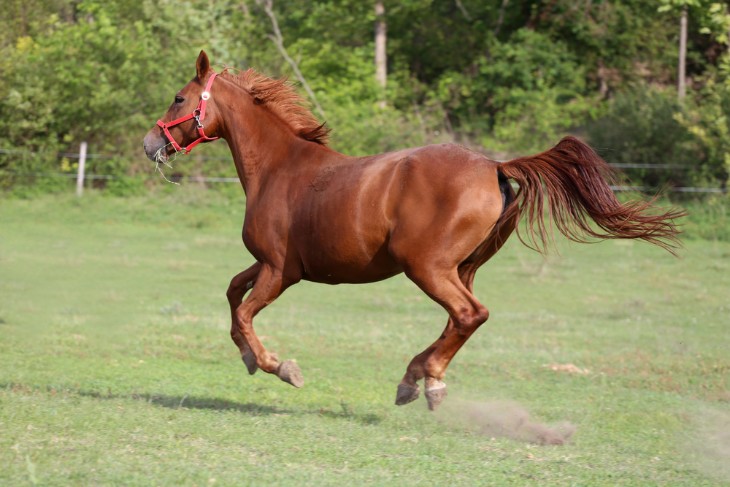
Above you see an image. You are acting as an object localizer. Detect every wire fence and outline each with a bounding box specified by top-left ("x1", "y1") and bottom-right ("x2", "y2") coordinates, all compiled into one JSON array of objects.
[{"x1": 1, "y1": 145, "x2": 727, "y2": 194}]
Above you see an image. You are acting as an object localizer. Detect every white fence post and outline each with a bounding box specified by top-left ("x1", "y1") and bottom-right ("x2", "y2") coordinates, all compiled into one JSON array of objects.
[{"x1": 76, "y1": 141, "x2": 87, "y2": 197}]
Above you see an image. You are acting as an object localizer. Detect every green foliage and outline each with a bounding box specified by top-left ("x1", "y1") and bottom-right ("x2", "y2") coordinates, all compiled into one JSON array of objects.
[
  {"x1": 104, "y1": 175, "x2": 148, "y2": 197},
  {"x1": 0, "y1": 0, "x2": 247, "y2": 188},
  {"x1": 479, "y1": 29, "x2": 591, "y2": 152},
  {"x1": 676, "y1": 70, "x2": 730, "y2": 186},
  {"x1": 2, "y1": 0, "x2": 730, "y2": 191},
  {"x1": 586, "y1": 85, "x2": 705, "y2": 187},
  {"x1": 587, "y1": 72, "x2": 730, "y2": 190},
  {"x1": 681, "y1": 194, "x2": 730, "y2": 240},
  {"x1": 538, "y1": 1, "x2": 677, "y2": 85},
  {"x1": 411, "y1": 28, "x2": 593, "y2": 152}
]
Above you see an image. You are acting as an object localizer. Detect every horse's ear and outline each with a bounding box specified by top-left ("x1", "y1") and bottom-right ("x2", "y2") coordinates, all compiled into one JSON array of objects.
[{"x1": 196, "y1": 50, "x2": 211, "y2": 80}]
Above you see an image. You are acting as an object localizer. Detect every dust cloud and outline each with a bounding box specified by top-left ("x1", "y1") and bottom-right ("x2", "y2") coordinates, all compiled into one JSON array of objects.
[
  {"x1": 435, "y1": 398, "x2": 576, "y2": 445},
  {"x1": 688, "y1": 408, "x2": 730, "y2": 482}
]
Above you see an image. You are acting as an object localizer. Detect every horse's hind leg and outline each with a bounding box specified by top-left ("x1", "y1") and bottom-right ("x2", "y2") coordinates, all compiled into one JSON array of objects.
[
  {"x1": 421, "y1": 266, "x2": 482, "y2": 410},
  {"x1": 397, "y1": 265, "x2": 489, "y2": 410},
  {"x1": 395, "y1": 317, "x2": 456, "y2": 407},
  {"x1": 397, "y1": 207, "x2": 518, "y2": 409},
  {"x1": 226, "y1": 262, "x2": 262, "y2": 374}
]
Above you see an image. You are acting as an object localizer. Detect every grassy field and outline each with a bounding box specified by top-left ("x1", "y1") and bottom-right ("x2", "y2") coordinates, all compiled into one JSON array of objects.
[{"x1": 1, "y1": 188, "x2": 729, "y2": 485}]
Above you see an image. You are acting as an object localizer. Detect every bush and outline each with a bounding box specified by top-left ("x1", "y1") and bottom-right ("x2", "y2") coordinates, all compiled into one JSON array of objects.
[
  {"x1": 675, "y1": 70, "x2": 730, "y2": 189},
  {"x1": 432, "y1": 29, "x2": 591, "y2": 153},
  {"x1": 586, "y1": 86, "x2": 706, "y2": 189}
]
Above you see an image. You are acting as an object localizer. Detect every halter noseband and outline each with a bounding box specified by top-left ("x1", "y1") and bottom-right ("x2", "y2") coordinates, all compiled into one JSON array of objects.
[{"x1": 156, "y1": 72, "x2": 219, "y2": 154}]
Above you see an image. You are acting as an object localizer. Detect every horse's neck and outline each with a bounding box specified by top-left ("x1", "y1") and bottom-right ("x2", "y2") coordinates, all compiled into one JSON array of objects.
[{"x1": 221, "y1": 106, "x2": 295, "y2": 197}]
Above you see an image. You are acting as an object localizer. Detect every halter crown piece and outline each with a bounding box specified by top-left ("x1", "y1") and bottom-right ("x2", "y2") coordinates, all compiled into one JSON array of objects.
[{"x1": 156, "y1": 73, "x2": 219, "y2": 154}]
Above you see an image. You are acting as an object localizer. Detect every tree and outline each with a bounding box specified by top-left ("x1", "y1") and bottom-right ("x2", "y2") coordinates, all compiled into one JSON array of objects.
[
  {"x1": 679, "y1": 5, "x2": 689, "y2": 100},
  {"x1": 374, "y1": 0, "x2": 387, "y2": 106},
  {"x1": 658, "y1": 0, "x2": 730, "y2": 100},
  {"x1": 658, "y1": 0, "x2": 698, "y2": 100}
]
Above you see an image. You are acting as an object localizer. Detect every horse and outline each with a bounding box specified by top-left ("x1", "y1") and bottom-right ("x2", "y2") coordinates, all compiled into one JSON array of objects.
[{"x1": 143, "y1": 51, "x2": 685, "y2": 410}]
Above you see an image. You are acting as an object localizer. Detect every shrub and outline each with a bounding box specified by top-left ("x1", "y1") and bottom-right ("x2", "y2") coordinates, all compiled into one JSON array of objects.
[{"x1": 586, "y1": 86, "x2": 706, "y2": 189}]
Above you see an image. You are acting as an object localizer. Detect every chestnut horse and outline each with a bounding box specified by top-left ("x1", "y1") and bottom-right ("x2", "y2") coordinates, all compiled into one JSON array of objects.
[{"x1": 144, "y1": 51, "x2": 684, "y2": 410}]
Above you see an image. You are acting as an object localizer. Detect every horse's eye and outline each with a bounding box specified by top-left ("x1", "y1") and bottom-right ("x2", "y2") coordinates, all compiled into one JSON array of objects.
[{"x1": 174, "y1": 95, "x2": 185, "y2": 104}]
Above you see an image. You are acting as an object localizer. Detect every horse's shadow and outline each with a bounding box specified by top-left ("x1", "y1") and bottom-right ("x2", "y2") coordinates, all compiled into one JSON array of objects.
[
  {"x1": 79, "y1": 389, "x2": 287, "y2": 415},
  {"x1": 2, "y1": 382, "x2": 382, "y2": 425}
]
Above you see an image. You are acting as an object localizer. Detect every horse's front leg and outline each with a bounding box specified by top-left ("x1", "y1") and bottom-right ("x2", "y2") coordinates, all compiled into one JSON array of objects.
[
  {"x1": 227, "y1": 262, "x2": 262, "y2": 374},
  {"x1": 234, "y1": 263, "x2": 304, "y2": 388}
]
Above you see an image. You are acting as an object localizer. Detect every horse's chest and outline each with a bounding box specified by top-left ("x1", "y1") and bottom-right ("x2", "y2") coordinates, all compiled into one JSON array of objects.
[{"x1": 241, "y1": 210, "x2": 287, "y2": 261}]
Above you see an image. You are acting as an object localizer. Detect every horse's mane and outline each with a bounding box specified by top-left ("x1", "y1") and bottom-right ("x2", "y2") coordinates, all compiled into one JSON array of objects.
[{"x1": 219, "y1": 68, "x2": 330, "y2": 146}]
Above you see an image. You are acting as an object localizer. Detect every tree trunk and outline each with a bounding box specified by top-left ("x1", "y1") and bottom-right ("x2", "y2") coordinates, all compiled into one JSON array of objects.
[
  {"x1": 494, "y1": 0, "x2": 509, "y2": 36},
  {"x1": 375, "y1": 1, "x2": 387, "y2": 106},
  {"x1": 678, "y1": 6, "x2": 687, "y2": 101}
]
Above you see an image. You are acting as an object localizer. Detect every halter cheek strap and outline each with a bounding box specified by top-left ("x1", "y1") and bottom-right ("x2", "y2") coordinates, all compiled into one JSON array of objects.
[{"x1": 156, "y1": 72, "x2": 219, "y2": 154}]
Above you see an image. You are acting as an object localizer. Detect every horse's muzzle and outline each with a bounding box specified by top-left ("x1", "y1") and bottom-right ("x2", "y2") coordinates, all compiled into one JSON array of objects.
[{"x1": 143, "y1": 130, "x2": 168, "y2": 163}]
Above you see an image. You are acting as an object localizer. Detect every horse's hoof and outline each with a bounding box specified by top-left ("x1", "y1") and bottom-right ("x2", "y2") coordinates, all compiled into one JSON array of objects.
[
  {"x1": 277, "y1": 360, "x2": 304, "y2": 388},
  {"x1": 395, "y1": 383, "x2": 420, "y2": 406},
  {"x1": 242, "y1": 350, "x2": 258, "y2": 375},
  {"x1": 425, "y1": 379, "x2": 447, "y2": 411}
]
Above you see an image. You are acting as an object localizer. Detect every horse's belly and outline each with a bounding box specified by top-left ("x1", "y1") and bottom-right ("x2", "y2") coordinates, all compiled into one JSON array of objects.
[
  {"x1": 303, "y1": 264, "x2": 402, "y2": 284},
  {"x1": 299, "y1": 235, "x2": 402, "y2": 284},
  {"x1": 295, "y1": 155, "x2": 408, "y2": 283}
]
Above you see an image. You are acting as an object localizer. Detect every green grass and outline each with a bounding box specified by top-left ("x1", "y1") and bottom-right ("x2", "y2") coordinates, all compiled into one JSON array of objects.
[{"x1": 1, "y1": 189, "x2": 729, "y2": 485}]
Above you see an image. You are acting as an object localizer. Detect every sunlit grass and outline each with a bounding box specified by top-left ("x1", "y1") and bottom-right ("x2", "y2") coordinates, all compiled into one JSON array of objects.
[{"x1": 1, "y1": 189, "x2": 728, "y2": 485}]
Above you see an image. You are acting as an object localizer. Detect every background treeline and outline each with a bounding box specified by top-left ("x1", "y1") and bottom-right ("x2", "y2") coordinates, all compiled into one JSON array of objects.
[{"x1": 1, "y1": 0, "x2": 730, "y2": 194}]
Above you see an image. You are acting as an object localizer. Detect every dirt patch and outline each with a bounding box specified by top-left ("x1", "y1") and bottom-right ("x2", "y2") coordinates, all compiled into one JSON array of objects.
[
  {"x1": 544, "y1": 363, "x2": 591, "y2": 375},
  {"x1": 435, "y1": 398, "x2": 576, "y2": 445}
]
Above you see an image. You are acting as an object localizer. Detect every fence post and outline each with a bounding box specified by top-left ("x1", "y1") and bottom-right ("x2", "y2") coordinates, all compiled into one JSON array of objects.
[{"x1": 76, "y1": 141, "x2": 87, "y2": 197}]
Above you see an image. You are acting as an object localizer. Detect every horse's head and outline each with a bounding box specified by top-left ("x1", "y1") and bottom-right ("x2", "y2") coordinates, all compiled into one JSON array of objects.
[{"x1": 143, "y1": 51, "x2": 222, "y2": 163}]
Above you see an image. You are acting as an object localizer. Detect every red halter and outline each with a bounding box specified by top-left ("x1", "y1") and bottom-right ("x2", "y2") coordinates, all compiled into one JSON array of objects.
[{"x1": 156, "y1": 73, "x2": 219, "y2": 154}]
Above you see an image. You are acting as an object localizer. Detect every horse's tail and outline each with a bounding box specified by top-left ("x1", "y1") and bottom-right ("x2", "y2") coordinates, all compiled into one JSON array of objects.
[{"x1": 498, "y1": 136, "x2": 686, "y2": 254}]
